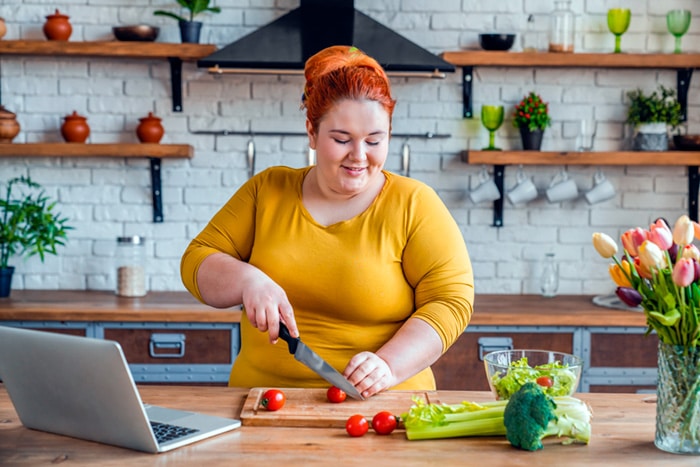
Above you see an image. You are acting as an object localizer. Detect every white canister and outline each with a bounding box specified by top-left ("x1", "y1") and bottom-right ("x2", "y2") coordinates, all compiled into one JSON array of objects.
[{"x1": 116, "y1": 236, "x2": 146, "y2": 297}]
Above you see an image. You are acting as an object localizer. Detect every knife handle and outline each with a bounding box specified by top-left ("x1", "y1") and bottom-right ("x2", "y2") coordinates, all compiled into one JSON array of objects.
[{"x1": 278, "y1": 323, "x2": 298, "y2": 354}]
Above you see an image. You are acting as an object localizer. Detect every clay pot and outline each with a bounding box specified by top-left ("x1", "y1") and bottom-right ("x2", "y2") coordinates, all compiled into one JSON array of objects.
[
  {"x1": 0, "y1": 17, "x2": 7, "y2": 40},
  {"x1": 61, "y1": 111, "x2": 90, "y2": 143},
  {"x1": 0, "y1": 106, "x2": 20, "y2": 143},
  {"x1": 136, "y1": 112, "x2": 164, "y2": 143},
  {"x1": 43, "y1": 9, "x2": 72, "y2": 41}
]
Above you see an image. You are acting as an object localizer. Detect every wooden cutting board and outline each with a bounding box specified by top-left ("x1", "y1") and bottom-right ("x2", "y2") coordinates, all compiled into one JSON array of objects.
[{"x1": 240, "y1": 388, "x2": 441, "y2": 428}]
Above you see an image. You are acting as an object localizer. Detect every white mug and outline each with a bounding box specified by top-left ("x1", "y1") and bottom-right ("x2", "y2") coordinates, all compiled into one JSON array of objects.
[
  {"x1": 585, "y1": 170, "x2": 615, "y2": 205},
  {"x1": 546, "y1": 169, "x2": 578, "y2": 203},
  {"x1": 469, "y1": 168, "x2": 501, "y2": 204},
  {"x1": 507, "y1": 167, "x2": 538, "y2": 205}
]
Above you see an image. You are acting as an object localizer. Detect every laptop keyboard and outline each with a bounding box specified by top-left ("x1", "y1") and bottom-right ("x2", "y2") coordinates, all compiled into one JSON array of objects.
[{"x1": 150, "y1": 421, "x2": 200, "y2": 443}]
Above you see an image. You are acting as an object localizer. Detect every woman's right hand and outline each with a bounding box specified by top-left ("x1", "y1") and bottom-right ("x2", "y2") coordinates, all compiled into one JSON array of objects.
[{"x1": 240, "y1": 268, "x2": 298, "y2": 343}]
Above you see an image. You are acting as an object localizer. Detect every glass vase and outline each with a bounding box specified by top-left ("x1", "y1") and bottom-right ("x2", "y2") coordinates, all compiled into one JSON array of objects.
[{"x1": 655, "y1": 341, "x2": 700, "y2": 454}]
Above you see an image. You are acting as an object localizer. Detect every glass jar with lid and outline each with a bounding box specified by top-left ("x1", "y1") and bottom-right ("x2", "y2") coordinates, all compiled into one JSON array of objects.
[
  {"x1": 549, "y1": 0, "x2": 575, "y2": 53},
  {"x1": 115, "y1": 235, "x2": 146, "y2": 297}
]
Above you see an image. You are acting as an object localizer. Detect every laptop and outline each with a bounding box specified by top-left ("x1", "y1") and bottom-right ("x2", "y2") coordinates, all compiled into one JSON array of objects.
[{"x1": 0, "y1": 326, "x2": 241, "y2": 453}]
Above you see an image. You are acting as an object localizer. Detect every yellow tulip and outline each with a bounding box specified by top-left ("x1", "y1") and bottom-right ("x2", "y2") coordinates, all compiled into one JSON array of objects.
[
  {"x1": 592, "y1": 232, "x2": 618, "y2": 258},
  {"x1": 681, "y1": 244, "x2": 700, "y2": 261},
  {"x1": 608, "y1": 261, "x2": 632, "y2": 287},
  {"x1": 673, "y1": 215, "x2": 694, "y2": 247}
]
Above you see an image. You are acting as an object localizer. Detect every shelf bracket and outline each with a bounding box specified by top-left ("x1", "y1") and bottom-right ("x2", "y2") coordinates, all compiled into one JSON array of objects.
[
  {"x1": 149, "y1": 158, "x2": 164, "y2": 223},
  {"x1": 462, "y1": 66, "x2": 474, "y2": 118},
  {"x1": 492, "y1": 164, "x2": 505, "y2": 227},
  {"x1": 168, "y1": 57, "x2": 184, "y2": 112},
  {"x1": 677, "y1": 68, "x2": 693, "y2": 122},
  {"x1": 689, "y1": 166, "x2": 699, "y2": 222}
]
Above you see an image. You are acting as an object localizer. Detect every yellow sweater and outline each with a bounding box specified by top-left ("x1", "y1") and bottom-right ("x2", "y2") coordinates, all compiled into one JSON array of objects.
[{"x1": 181, "y1": 166, "x2": 474, "y2": 390}]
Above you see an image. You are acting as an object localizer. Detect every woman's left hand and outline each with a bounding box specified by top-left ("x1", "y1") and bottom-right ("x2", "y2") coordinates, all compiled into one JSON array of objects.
[{"x1": 343, "y1": 352, "x2": 395, "y2": 398}]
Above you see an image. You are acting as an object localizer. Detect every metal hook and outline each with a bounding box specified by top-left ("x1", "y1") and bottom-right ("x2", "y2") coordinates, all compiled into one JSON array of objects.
[
  {"x1": 401, "y1": 142, "x2": 410, "y2": 177},
  {"x1": 247, "y1": 139, "x2": 255, "y2": 178}
]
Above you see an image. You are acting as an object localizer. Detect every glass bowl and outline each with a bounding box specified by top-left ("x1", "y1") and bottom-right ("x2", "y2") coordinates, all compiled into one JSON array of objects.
[{"x1": 483, "y1": 349, "x2": 583, "y2": 400}]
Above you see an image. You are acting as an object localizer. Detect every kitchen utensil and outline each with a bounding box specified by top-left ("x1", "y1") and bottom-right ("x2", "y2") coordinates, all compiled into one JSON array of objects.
[
  {"x1": 469, "y1": 166, "x2": 501, "y2": 204},
  {"x1": 43, "y1": 9, "x2": 72, "y2": 41},
  {"x1": 507, "y1": 166, "x2": 538, "y2": 206},
  {"x1": 546, "y1": 169, "x2": 578, "y2": 203},
  {"x1": 666, "y1": 10, "x2": 691, "y2": 54},
  {"x1": 481, "y1": 105, "x2": 504, "y2": 150},
  {"x1": 113, "y1": 25, "x2": 160, "y2": 42},
  {"x1": 584, "y1": 169, "x2": 615, "y2": 205},
  {"x1": 240, "y1": 388, "x2": 438, "y2": 427},
  {"x1": 478, "y1": 33, "x2": 515, "y2": 51},
  {"x1": 278, "y1": 323, "x2": 364, "y2": 400},
  {"x1": 60, "y1": 111, "x2": 90, "y2": 143},
  {"x1": 607, "y1": 8, "x2": 631, "y2": 54}
]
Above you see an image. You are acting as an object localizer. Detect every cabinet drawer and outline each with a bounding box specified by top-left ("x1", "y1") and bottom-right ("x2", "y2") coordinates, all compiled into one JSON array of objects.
[
  {"x1": 103, "y1": 328, "x2": 233, "y2": 364},
  {"x1": 589, "y1": 332, "x2": 658, "y2": 368},
  {"x1": 432, "y1": 331, "x2": 574, "y2": 391}
]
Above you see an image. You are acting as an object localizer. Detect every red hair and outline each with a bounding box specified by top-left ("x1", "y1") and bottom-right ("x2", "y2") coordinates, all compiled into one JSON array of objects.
[{"x1": 301, "y1": 45, "x2": 396, "y2": 132}]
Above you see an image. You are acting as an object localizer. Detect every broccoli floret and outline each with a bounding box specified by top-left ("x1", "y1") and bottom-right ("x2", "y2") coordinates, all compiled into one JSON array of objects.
[{"x1": 504, "y1": 382, "x2": 592, "y2": 451}]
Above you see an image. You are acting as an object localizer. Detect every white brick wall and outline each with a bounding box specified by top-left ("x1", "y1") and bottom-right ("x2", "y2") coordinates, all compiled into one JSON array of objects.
[{"x1": 1, "y1": 1, "x2": 698, "y2": 296}]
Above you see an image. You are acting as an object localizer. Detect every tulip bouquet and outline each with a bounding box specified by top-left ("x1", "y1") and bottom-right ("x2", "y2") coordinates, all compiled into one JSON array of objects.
[
  {"x1": 592, "y1": 215, "x2": 700, "y2": 347},
  {"x1": 594, "y1": 215, "x2": 700, "y2": 454}
]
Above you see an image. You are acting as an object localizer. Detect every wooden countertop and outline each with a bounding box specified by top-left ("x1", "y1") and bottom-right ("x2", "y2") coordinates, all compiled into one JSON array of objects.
[
  {"x1": 0, "y1": 291, "x2": 646, "y2": 327},
  {"x1": 0, "y1": 385, "x2": 691, "y2": 466}
]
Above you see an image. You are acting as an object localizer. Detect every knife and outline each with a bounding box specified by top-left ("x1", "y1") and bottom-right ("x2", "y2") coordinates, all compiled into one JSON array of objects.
[{"x1": 278, "y1": 323, "x2": 365, "y2": 400}]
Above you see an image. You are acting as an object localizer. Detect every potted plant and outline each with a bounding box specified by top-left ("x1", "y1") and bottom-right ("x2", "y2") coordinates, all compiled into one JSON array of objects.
[
  {"x1": 512, "y1": 91, "x2": 552, "y2": 150},
  {"x1": 153, "y1": 0, "x2": 221, "y2": 44},
  {"x1": 626, "y1": 85, "x2": 682, "y2": 151},
  {"x1": 0, "y1": 176, "x2": 72, "y2": 297}
]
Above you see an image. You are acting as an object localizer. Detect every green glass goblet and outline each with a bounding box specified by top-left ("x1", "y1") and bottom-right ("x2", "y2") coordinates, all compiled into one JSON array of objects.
[
  {"x1": 667, "y1": 9, "x2": 691, "y2": 54},
  {"x1": 481, "y1": 105, "x2": 504, "y2": 151},
  {"x1": 607, "y1": 8, "x2": 631, "y2": 54}
]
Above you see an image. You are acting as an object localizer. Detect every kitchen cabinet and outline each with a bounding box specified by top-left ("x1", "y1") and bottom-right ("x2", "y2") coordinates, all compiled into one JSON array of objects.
[
  {"x1": 0, "y1": 40, "x2": 214, "y2": 222},
  {"x1": 0, "y1": 291, "x2": 241, "y2": 384},
  {"x1": 441, "y1": 50, "x2": 700, "y2": 226}
]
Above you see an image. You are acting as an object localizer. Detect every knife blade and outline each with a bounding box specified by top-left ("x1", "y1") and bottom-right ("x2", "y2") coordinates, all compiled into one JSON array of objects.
[{"x1": 278, "y1": 323, "x2": 365, "y2": 400}]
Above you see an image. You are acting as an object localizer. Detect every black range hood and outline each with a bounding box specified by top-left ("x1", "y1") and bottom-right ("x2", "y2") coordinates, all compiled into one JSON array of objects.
[{"x1": 198, "y1": 0, "x2": 454, "y2": 78}]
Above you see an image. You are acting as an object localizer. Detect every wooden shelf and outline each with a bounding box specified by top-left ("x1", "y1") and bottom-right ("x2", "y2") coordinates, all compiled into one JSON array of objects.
[
  {"x1": 0, "y1": 40, "x2": 216, "y2": 60},
  {"x1": 0, "y1": 143, "x2": 193, "y2": 158},
  {"x1": 0, "y1": 143, "x2": 193, "y2": 222},
  {"x1": 462, "y1": 150, "x2": 700, "y2": 166},
  {"x1": 441, "y1": 51, "x2": 700, "y2": 68},
  {"x1": 0, "y1": 40, "x2": 218, "y2": 112}
]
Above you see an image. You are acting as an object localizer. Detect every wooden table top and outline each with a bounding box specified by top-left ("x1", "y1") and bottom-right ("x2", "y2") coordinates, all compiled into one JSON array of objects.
[
  {"x1": 0, "y1": 291, "x2": 647, "y2": 327},
  {"x1": 0, "y1": 385, "x2": 693, "y2": 466}
]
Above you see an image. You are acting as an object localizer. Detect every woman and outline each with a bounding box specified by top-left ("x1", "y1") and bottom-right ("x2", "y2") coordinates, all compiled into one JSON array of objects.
[{"x1": 181, "y1": 45, "x2": 474, "y2": 398}]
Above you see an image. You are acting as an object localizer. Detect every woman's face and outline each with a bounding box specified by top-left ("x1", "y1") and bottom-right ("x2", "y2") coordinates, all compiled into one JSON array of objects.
[{"x1": 306, "y1": 99, "x2": 390, "y2": 197}]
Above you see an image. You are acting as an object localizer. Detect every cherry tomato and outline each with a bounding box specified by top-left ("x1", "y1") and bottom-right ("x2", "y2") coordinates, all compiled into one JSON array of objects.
[
  {"x1": 260, "y1": 388, "x2": 286, "y2": 411},
  {"x1": 327, "y1": 386, "x2": 347, "y2": 403},
  {"x1": 536, "y1": 375, "x2": 554, "y2": 388},
  {"x1": 345, "y1": 414, "x2": 369, "y2": 437},
  {"x1": 371, "y1": 411, "x2": 398, "y2": 435}
]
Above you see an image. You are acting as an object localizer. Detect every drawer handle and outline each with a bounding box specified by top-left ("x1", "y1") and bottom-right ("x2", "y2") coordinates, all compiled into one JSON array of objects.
[
  {"x1": 149, "y1": 333, "x2": 186, "y2": 358},
  {"x1": 478, "y1": 337, "x2": 513, "y2": 361}
]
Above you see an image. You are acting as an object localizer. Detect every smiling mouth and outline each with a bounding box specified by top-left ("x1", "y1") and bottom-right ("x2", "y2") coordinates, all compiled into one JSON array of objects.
[{"x1": 343, "y1": 166, "x2": 366, "y2": 173}]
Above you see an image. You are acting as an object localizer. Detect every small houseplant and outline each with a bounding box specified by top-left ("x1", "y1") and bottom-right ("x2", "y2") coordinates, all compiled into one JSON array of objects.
[
  {"x1": 0, "y1": 176, "x2": 72, "y2": 297},
  {"x1": 512, "y1": 91, "x2": 552, "y2": 150},
  {"x1": 626, "y1": 85, "x2": 682, "y2": 151},
  {"x1": 153, "y1": 0, "x2": 221, "y2": 43}
]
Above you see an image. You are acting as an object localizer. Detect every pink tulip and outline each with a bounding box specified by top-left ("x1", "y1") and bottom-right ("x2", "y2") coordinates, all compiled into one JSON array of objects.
[
  {"x1": 672, "y1": 258, "x2": 695, "y2": 287},
  {"x1": 648, "y1": 219, "x2": 673, "y2": 250},
  {"x1": 621, "y1": 228, "x2": 647, "y2": 257}
]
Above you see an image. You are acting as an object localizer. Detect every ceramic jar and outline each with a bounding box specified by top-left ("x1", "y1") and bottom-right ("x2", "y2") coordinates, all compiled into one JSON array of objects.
[
  {"x1": 61, "y1": 111, "x2": 90, "y2": 143},
  {"x1": 0, "y1": 106, "x2": 20, "y2": 143},
  {"x1": 0, "y1": 17, "x2": 7, "y2": 40},
  {"x1": 136, "y1": 112, "x2": 164, "y2": 143},
  {"x1": 43, "y1": 9, "x2": 72, "y2": 41}
]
